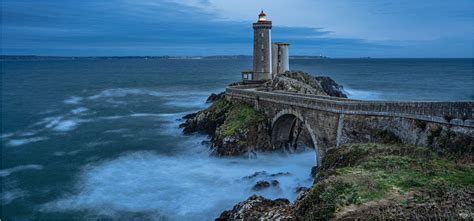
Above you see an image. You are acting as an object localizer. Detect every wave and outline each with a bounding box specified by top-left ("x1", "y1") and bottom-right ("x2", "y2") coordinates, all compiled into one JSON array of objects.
[
  {"x1": 0, "y1": 164, "x2": 44, "y2": 177},
  {"x1": 5, "y1": 137, "x2": 49, "y2": 147},
  {"x1": 87, "y1": 88, "x2": 165, "y2": 100},
  {"x1": 63, "y1": 96, "x2": 84, "y2": 105},
  {"x1": 70, "y1": 107, "x2": 89, "y2": 115},
  {"x1": 344, "y1": 88, "x2": 382, "y2": 100},
  {"x1": 1, "y1": 189, "x2": 28, "y2": 205}
]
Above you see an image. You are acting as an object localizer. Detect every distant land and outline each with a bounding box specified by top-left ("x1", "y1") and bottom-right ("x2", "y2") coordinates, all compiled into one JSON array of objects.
[{"x1": 0, "y1": 55, "x2": 330, "y2": 61}]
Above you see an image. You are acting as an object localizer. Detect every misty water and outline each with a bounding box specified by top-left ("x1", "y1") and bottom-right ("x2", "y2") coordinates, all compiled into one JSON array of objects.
[{"x1": 1, "y1": 58, "x2": 473, "y2": 220}]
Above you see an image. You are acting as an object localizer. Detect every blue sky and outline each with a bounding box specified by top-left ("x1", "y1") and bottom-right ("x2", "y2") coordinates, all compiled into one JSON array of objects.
[{"x1": 1, "y1": 0, "x2": 473, "y2": 57}]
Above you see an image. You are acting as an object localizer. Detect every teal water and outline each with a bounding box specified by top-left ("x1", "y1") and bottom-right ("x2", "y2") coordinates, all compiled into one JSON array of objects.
[{"x1": 1, "y1": 58, "x2": 473, "y2": 220}]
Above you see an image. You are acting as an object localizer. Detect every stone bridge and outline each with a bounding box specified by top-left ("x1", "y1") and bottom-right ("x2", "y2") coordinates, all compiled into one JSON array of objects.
[{"x1": 226, "y1": 85, "x2": 474, "y2": 166}]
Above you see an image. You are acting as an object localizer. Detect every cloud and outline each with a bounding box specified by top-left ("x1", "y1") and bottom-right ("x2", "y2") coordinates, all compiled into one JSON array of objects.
[{"x1": 1, "y1": 0, "x2": 473, "y2": 57}]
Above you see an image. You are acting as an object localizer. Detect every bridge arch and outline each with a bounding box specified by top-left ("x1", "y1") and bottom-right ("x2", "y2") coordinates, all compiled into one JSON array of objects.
[{"x1": 271, "y1": 109, "x2": 322, "y2": 167}]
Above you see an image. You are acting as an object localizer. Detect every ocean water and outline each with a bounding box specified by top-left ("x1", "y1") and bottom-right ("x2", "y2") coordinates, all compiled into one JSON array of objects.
[{"x1": 1, "y1": 58, "x2": 473, "y2": 220}]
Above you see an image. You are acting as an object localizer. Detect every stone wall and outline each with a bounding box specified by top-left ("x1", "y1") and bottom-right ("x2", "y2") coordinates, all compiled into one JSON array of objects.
[{"x1": 226, "y1": 87, "x2": 474, "y2": 127}]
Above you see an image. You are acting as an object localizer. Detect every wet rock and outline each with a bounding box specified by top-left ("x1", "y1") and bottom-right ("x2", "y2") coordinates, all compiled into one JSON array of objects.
[
  {"x1": 270, "y1": 172, "x2": 291, "y2": 177},
  {"x1": 310, "y1": 166, "x2": 319, "y2": 178},
  {"x1": 252, "y1": 181, "x2": 271, "y2": 191},
  {"x1": 206, "y1": 92, "x2": 225, "y2": 103},
  {"x1": 242, "y1": 171, "x2": 268, "y2": 180},
  {"x1": 271, "y1": 180, "x2": 279, "y2": 186},
  {"x1": 217, "y1": 195, "x2": 295, "y2": 220},
  {"x1": 295, "y1": 186, "x2": 309, "y2": 194}
]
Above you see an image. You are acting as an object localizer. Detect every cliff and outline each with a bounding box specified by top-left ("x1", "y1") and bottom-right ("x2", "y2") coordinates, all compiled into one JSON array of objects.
[
  {"x1": 218, "y1": 143, "x2": 474, "y2": 220},
  {"x1": 180, "y1": 71, "x2": 347, "y2": 156}
]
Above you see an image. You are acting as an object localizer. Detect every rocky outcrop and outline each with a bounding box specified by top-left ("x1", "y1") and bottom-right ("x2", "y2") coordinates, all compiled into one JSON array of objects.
[
  {"x1": 217, "y1": 195, "x2": 295, "y2": 221},
  {"x1": 181, "y1": 71, "x2": 347, "y2": 156},
  {"x1": 206, "y1": 92, "x2": 225, "y2": 103},
  {"x1": 217, "y1": 143, "x2": 474, "y2": 220},
  {"x1": 266, "y1": 71, "x2": 347, "y2": 98}
]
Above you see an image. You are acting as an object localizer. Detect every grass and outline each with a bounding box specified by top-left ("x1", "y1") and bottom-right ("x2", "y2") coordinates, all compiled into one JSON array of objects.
[
  {"x1": 218, "y1": 102, "x2": 265, "y2": 138},
  {"x1": 296, "y1": 143, "x2": 474, "y2": 219}
]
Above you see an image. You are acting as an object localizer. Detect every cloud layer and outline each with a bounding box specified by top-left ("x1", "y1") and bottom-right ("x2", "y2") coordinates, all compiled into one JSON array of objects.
[{"x1": 1, "y1": 0, "x2": 473, "y2": 57}]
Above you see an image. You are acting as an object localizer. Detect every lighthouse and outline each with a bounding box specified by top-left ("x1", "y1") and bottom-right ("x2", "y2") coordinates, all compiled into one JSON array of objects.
[
  {"x1": 241, "y1": 11, "x2": 290, "y2": 83},
  {"x1": 252, "y1": 10, "x2": 272, "y2": 81}
]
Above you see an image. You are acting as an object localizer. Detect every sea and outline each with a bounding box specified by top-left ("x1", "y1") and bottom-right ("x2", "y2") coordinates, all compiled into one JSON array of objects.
[{"x1": 1, "y1": 58, "x2": 473, "y2": 220}]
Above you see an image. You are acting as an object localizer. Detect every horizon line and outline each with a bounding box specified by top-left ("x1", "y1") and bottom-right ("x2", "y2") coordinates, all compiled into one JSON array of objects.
[{"x1": 1, "y1": 55, "x2": 473, "y2": 59}]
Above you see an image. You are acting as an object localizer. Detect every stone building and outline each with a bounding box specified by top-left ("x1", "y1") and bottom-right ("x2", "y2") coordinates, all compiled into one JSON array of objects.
[
  {"x1": 242, "y1": 11, "x2": 290, "y2": 83},
  {"x1": 272, "y1": 42, "x2": 290, "y2": 75}
]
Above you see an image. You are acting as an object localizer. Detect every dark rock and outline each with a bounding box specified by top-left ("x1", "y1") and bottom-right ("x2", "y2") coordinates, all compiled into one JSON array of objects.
[
  {"x1": 182, "y1": 112, "x2": 197, "y2": 120},
  {"x1": 295, "y1": 186, "x2": 309, "y2": 194},
  {"x1": 243, "y1": 171, "x2": 268, "y2": 180},
  {"x1": 314, "y1": 76, "x2": 347, "y2": 98},
  {"x1": 206, "y1": 92, "x2": 225, "y2": 103},
  {"x1": 252, "y1": 181, "x2": 271, "y2": 191},
  {"x1": 217, "y1": 195, "x2": 295, "y2": 220},
  {"x1": 269, "y1": 172, "x2": 291, "y2": 177},
  {"x1": 310, "y1": 166, "x2": 319, "y2": 178},
  {"x1": 271, "y1": 180, "x2": 279, "y2": 186}
]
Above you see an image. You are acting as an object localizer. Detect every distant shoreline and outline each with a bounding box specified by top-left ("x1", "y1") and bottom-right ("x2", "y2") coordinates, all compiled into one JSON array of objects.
[{"x1": 1, "y1": 55, "x2": 472, "y2": 61}]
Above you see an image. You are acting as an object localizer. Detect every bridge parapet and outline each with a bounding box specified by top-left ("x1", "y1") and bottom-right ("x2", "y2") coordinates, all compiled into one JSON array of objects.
[{"x1": 226, "y1": 87, "x2": 474, "y2": 128}]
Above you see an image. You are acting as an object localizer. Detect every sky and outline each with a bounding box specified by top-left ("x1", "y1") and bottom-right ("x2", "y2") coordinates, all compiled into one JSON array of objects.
[{"x1": 1, "y1": 0, "x2": 473, "y2": 57}]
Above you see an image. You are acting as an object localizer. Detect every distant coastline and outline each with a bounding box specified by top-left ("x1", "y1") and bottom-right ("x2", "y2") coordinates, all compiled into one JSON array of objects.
[
  {"x1": 0, "y1": 55, "x2": 329, "y2": 61},
  {"x1": 2, "y1": 55, "x2": 472, "y2": 61}
]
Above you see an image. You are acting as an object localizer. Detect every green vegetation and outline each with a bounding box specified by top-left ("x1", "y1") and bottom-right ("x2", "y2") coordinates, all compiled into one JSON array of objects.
[
  {"x1": 208, "y1": 99, "x2": 230, "y2": 113},
  {"x1": 297, "y1": 143, "x2": 473, "y2": 219},
  {"x1": 218, "y1": 102, "x2": 265, "y2": 138}
]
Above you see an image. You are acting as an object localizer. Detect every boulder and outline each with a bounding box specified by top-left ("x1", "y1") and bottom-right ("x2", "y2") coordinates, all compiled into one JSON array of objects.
[{"x1": 217, "y1": 195, "x2": 295, "y2": 220}]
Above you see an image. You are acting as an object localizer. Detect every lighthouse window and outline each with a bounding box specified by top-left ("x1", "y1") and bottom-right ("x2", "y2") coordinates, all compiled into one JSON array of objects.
[
  {"x1": 261, "y1": 44, "x2": 264, "y2": 49},
  {"x1": 243, "y1": 74, "x2": 248, "y2": 79},
  {"x1": 261, "y1": 56, "x2": 264, "y2": 61},
  {"x1": 260, "y1": 33, "x2": 264, "y2": 38}
]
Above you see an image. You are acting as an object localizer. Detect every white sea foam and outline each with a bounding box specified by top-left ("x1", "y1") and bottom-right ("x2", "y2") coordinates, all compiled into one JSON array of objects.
[
  {"x1": 51, "y1": 120, "x2": 80, "y2": 132},
  {"x1": 42, "y1": 150, "x2": 316, "y2": 220},
  {"x1": 64, "y1": 96, "x2": 84, "y2": 105},
  {"x1": 87, "y1": 88, "x2": 165, "y2": 100},
  {"x1": 163, "y1": 97, "x2": 209, "y2": 109},
  {"x1": 0, "y1": 164, "x2": 44, "y2": 177},
  {"x1": 71, "y1": 107, "x2": 89, "y2": 115},
  {"x1": 40, "y1": 116, "x2": 88, "y2": 132},
  {"x1": 5, "y1": 137, "x2": 49, "y2": 147},
  {"x1": 344, "y1": 88, "x2": 382, "y2": 100},
  {"x1": 1, "y1": 132, "x2": 14, "y2": 139},
  {"x1": 1, "y1": 189, "x2": 28, "y2": 205}
]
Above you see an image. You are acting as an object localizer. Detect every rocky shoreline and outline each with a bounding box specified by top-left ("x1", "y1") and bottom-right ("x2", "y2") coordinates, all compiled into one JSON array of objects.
[{"x1": 179, "y1": 71, "x2": 473, "y2": 220}]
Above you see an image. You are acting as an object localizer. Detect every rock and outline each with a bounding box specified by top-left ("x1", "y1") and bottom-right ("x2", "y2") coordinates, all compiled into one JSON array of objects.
[
  {"x1": 182, "y1": 112, "x2": 197, "y2": 120},
  {"x1": 252, "y1": 181, "x2": 271, "y2": 191},
  {"x1": 270, "y1": 172, "x2": 291, "y2": 177},
  {"x1": 206, "y1": 92, "x2": 225, "y2": 103},
  {"x1": 242, "y1": 171, "x2": 268, "y2": 180},
  {"x1": 271, "y1": 180, "x2": 279, "y2": 186},
  {"x1": 310, "y1": 166, "x2": 319, "y2": 178},
  {"x1": 217, "y1": 195, "x2": 295, "y2": 220},
  {"x1": 265, "y1": 70, "x2": 347, "y2": 98},
  {"x1": 295, "y1": 186, "x2": 309, "y2": 194}
]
